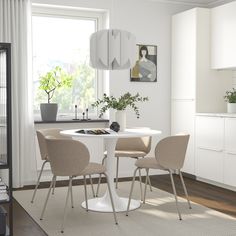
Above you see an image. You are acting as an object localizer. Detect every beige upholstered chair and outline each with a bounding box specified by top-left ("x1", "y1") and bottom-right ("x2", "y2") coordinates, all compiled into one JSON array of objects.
[
  {"x1": 31, "y1": 128, "x2": 96, "y2": 203},
  {"x1": 96, "y1": 136, "x2": 152, "y2": 199},
  {"x1": 40, "y1": 138, "x2": 118, "y2": 233},
  {"x1": 126, "y1": 134, "x2": 191, "y2": 220},
  {"x1": 31, "y1": 128, "x2": 66, "y2": 203}
]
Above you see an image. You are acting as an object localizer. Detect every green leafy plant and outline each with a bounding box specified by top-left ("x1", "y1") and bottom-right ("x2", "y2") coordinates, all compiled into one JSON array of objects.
[
  {"x1": 92, "y1": 92, "x2": 148, "y2": 118},
  {"x1": 224, "y1": 88, "x2": 236, "y2": 103},
  {"x1": 39, "y1": 66, "x2": 74, "y2": 103}
]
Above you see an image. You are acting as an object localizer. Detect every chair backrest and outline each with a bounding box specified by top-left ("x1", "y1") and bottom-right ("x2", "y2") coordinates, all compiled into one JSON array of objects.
[
  {"x1": 116, "y1": 136, "x2": 152, "y2": 154},
  {"x1": 155, "y1": 134, "x2": 190, "y2": 170},
  {"x1": 36, "y1": 128, "x2": 71, "y2": 161},
  {"x1": 46, "y1": 138, "x2": 90, "y2": 177}
]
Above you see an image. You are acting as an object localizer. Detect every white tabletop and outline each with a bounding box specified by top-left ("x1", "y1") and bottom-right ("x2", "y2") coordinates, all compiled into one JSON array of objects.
[{"x1": 61, "y1": 128, "x2": 161, "y2": 139}]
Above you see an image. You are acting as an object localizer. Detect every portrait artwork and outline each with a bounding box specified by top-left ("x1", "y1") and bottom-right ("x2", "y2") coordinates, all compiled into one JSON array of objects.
[{"x1": 130, "y1": 44, "x2": 157, "y2": 82}]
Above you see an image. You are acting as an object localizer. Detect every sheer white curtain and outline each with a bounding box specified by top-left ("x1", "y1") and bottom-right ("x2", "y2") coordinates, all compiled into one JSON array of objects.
[{"x1": 0, "y1": 0, "x2": 37, "y2": 187}]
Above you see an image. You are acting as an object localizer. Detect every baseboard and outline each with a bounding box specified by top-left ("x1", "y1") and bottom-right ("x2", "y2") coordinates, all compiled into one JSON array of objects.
[
  {"x1": 16, "y1": 172, "x2": 196, "y2": 190},
  {"x1": 14, "y1": 176, "x2": 135, "y2": 191},
  {"x1": 197, "y1": 177, "x2": 236, "y2": 192},
  {"x1": 22, "y1": 169, "x2": 166, "y2": 187},
  {"x1": 181, "y1": 172, "x2": 196, "y2": 180}
]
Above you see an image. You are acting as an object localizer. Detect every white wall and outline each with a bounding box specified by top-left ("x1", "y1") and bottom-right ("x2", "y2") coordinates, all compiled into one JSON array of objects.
[
  {"x1": 110, "y1": 0, "x2": 191, "y2": 137},
  {"x1": 30, "y1": 0, "x2": 193, "y2": 183}
]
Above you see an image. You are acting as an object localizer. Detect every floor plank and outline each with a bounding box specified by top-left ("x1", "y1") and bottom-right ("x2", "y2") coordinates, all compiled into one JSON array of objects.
[
  {"x1": 13, "y1": 199, "x2": 47, "y2": 236},
  {"x1": 149, "y1": 174, "x2": 236, "y2": 218}
]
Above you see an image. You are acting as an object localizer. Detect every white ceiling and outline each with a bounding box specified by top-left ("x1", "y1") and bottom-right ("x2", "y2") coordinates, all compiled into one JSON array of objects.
[{"x1": 149, "y1": 0, "x2": 235, "y2": 7}]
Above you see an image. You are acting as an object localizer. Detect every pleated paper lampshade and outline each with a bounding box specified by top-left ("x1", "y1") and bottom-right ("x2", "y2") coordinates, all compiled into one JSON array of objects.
[{"x1": 90, "y1": 29, "x2": 136, "y2": 70}]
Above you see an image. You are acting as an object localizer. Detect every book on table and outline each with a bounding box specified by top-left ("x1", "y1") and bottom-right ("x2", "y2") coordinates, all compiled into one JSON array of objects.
[{"x1": 75, "y1": 129, "x2": 110, "y2": 135}]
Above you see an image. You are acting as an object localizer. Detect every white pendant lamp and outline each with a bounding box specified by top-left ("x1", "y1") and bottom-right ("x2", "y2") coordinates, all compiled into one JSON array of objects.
[{"x1": 90, "y1": 29, "x2": 136, "y2": 70}]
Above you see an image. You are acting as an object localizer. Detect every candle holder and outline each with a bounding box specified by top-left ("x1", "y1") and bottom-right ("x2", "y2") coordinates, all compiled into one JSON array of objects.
[
  {"x1": 86, "y1": 108, "x2": 91, "y2": 120},
  {"x1": 80, "y1": 109, "x2": 91, "y2": 121},
  {"x1": 72, "y1": 104, "x2": 80, "y2": 120}
]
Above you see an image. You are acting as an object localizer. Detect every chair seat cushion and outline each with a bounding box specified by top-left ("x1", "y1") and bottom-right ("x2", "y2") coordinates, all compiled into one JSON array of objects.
[
  {"x1": 135, "y1": 157, "x2": 166, "y2": 170},
  {"x1": 114, "y1": 150, "x2": 147, "y2": 158},
  {"x1": 80, "y1": 162, "x2": 106, "y2": 176}
]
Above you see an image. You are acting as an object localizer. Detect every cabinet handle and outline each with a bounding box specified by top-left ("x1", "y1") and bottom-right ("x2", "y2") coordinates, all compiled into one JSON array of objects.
[{"x1": 198, "y1": 146, "x2": 223, "y2": 152}]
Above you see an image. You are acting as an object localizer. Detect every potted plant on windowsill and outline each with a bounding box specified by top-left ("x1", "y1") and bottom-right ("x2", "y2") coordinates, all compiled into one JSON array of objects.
[
  {"x1": 92, "y1": 92, "x2": 148, "y2": 131},
  {"x1": 39, "y1": 66, "x2": 73, "y2": 121},
  {"x1": 224, "y1": 88, "x2": 236, "y2": 113}
]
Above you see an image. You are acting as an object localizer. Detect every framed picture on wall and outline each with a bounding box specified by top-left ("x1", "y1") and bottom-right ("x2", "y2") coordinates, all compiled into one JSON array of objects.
[{"x1": 130, "y1": 44, "x2": 157, "y2": 82}]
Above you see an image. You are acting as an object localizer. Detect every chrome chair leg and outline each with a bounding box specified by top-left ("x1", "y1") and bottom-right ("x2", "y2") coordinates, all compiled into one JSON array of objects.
[
  {"x1": 126, "y1": 168, "x2": 139, "y2": 216},
  {"x1": 102, "y1": 156, "x2": 107, "y2": 165},
  {"x1": 147, "y1": 174, "x2": 152, "y2": 192},
  {"x1": 103, "y1": 173, "x2": 118, "y2": 225},
  {"x1": 89, "y1": 175, "x2": 95, "y2": 197},
  {"x1": 96, "y1": 174, "x2": 101, "y2": 197},
  {"x1": 138, "y1": 168, "x2": 143, "y2": 201},
  {"x1": 115, "y1": 157, "x2": 119, "y2": 189},
  {"x1": 96, "y1": 156, "x2": 107, "y2": 197},
  {"x1": 31, "y1": 160, "x2": 48, "y2": 203},
  {"x1": 60, "y1": 176, "x2": 72, "y2": 233},
  {"x1": 179, "y1": 171, "x2": 192, "y2": 209},
  {"x1": 52, "y1": 175, "x2": 56, "y2": 195},
  {"x1": 83, "y1": 175, "x2": 88, "y2": 211},
  {"x1": 40, "y1": 175, "x2": 55, "y2": 220},
  {"x1": 169, "y1": 170, "x2": 182, "y2": 220},
  {"x1": 70, "y1": 177, "x2": 74, "y2": 208},
  {"x1": 143, "y1": 168, "x2": 149, "y2": 204},
  {"x1": 141, "y1": 157, "x2": 152, "y2": 192}
]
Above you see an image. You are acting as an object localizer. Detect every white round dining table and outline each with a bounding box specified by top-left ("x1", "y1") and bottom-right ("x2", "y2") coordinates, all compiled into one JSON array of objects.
[{"x1": 61, "y1": 128, "x2": 161, "y2": 213}]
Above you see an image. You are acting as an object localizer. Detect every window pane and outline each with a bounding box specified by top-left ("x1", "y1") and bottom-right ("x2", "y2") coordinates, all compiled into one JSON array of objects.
[{"x1": 32, "y1": 14, "x2": 97, "y2": 117}]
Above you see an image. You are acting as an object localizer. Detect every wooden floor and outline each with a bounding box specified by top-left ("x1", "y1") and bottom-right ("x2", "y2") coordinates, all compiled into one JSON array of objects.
[{"x1": 13, "y1": 174, "x2": 236, "y2": 236}]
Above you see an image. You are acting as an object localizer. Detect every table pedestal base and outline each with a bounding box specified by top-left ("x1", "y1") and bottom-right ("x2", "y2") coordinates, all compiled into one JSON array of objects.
[{"x1": 81, "y1": 197, "x2": 140, "y2": 213}]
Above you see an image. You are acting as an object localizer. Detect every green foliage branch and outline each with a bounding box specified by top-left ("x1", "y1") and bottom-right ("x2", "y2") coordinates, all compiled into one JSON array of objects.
[
  {"x1": 39, "y1": 66, "x2": 73, "y2": 103},
  {"x1": 224, "y1": 88, "x2": 236, "y2": 103},
  {"x1": 92, "y1": 92, "x2": 148, "y2": 118}
]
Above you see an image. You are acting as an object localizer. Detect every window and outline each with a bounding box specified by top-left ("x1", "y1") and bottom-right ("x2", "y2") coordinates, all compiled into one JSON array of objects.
[{"x1": 32, "y1": 6, "x2": 103, "y2": 118}]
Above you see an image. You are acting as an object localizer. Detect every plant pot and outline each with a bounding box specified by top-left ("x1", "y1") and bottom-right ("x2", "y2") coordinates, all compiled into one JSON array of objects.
[
  {"x1": 227, "y1": 103, "x2": 236, "y2": 113},
  {"x1": 40, "y1": 103, "x2": 58, "y2": 121},
  {"x1": 115, "y1": 110, "x2": 126, "y2": 132}
]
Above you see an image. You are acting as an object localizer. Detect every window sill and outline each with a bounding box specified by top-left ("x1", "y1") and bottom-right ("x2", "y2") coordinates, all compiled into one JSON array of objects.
[{"x1": 34, "y1": 118, "x2": 109, "y2": 124}]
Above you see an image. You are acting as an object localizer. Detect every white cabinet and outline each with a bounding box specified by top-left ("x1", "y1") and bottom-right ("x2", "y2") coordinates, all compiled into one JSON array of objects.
[
  {"x1": 224, "y1": 118, "x2": 236, "y2": 187},
  {"x1": 196, "y1": 116, "x2": 224, "y2": 151},
  {"x1": 196, "y1": 116, "x2": 236, "y2": 188},
  {"x1": 224, "y1": 153, "x2": 236, "y2": 187},
  {"x1": 211, "y1": 1, "x2": 236, "y2": 69},
  {"x1": 195, "y1": 116, "x2": 224, "y2": 183},
  {"x1": 196, "y1": 148, "x2": 223, "y2": 183},
  {"x1": 171, "y1": 100, "x2": 195, "y2": 174},
  {"x1": 171, "y1": 10, "x2": 196, "y2": 100},
  {"x1": 225, "y1": 118, "x2": 236, "y2": 154},
  {"x1": 171, "y1": 8, "x2": 231, "y2": 175}
]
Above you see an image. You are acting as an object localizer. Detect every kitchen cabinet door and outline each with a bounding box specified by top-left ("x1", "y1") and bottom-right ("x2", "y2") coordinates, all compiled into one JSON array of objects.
[
  {"x1": 171, "y1": 9, "x2": 196, "y2": 100},
  {"x1": 224, "y1": 153, "x2": 236, "y2": 187},
  {"x1": 195, "y1": 116, "x2": 224, "y2": 183},
  {"x1": 225, "y1": 118, "x2": 236, "y2": 154},
  {"x1": 224, "y1": 118, "x2": 236, "y2": 187},
  {"x1": 171, "y1": 100, "x2": 195, "y2": 174},
  {"x1": 195, "y1": 116, "x2": 224, "y2": 151},
  {"x1": 211, "y1": 1, "x2": 236, "y2": 69},
  {"x1": 196, "y1": 148, "x2": 223, "y2": 183}
]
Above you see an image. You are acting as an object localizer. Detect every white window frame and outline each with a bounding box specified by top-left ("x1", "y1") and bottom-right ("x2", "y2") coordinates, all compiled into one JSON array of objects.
[{"x1": 32, "y1": 4, "x2": 105, "y2": 119}]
